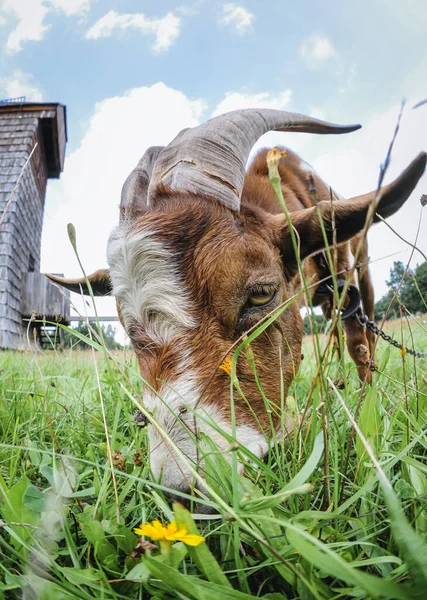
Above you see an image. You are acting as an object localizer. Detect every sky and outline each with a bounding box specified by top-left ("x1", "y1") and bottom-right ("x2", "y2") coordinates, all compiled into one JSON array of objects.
[{"x1": 0, "y1": 0, "x2": 426, "y2": 339}]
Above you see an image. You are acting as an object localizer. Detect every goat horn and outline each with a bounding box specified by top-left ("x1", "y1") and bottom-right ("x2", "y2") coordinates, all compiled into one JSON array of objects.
[
  {"x1": 121, "y1": 146, "x2": 164, "y2": 219},
  {"x1": 45, "y1": 270, "x2": 112, "y2": 296},
  {"x1": 147, "y1": 109, "x2": 361, "y2": 211}
]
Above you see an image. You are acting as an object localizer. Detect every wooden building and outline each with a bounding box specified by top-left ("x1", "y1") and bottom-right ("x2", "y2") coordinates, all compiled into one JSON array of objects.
[{"x1": 0, "y1": 101, "x2": 68, "y2": 349}]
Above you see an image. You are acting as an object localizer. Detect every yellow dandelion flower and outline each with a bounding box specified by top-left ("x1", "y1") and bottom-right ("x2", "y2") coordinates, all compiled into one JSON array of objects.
[
  {"x1": 134, "y1": 519, "x2": 205, "y2": 547},
  {"x1": 266, "y1": 147, "x2": 287, "y2": 169},
  {"x1": 219, "y1": 356, "x2": 233, "y2": 376}
]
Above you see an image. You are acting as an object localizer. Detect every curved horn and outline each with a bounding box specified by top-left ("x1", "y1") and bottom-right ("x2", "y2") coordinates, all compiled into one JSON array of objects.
[
  {"x1": 45, "y1": 269, "x2": 112, "y2": 296},
  {"x1": 121, "y1": 146, "x2": 164, "y2": 219},
  {"x1": 357, "y1": 151, "x2": 427, "y2": 221},
  {"x1": 148, "y1": 109, "x2": 361, "y2": 211}
]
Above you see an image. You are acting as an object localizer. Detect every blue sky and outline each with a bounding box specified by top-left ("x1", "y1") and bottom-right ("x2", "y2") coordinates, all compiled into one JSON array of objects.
[
  {"x1": 1, "y1": 0, "x2": 426, "y2": 328},
  {"x1": 2, "y1": 1, "x2": 427, "y2": 141}
]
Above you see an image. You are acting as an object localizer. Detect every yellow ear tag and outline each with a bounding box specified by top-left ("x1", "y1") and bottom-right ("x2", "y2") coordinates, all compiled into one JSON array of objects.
[{"x1": 219, "y1": 356, "x2": 233, "y2": 376}]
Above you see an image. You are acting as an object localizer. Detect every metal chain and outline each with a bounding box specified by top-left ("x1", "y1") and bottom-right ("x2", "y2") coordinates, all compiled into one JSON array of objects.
[
  {"x1": 313, "y1": 249, "x2": 427, "y2": 359},
  {"x1": 356, "y1": 311, "x2": 427, "y2": 359}
]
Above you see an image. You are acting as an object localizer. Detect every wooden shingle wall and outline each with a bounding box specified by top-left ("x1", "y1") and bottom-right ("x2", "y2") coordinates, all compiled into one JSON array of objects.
[{"x1": 0, "y1": 104, "x2": 67, "y2": 349}]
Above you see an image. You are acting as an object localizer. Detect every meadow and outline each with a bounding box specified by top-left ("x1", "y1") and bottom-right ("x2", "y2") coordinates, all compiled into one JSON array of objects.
[{"x1": 1, "y1": 312, "x2": 427, "y2": 600}]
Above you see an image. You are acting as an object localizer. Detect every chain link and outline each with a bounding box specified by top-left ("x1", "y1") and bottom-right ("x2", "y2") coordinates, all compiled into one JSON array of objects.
[
  {"x1": 313, "y1": 249, "x2": 427, "y2": 359},
  {"x1": 356, "y1": 312, "x2": 427, "y2": 359}
]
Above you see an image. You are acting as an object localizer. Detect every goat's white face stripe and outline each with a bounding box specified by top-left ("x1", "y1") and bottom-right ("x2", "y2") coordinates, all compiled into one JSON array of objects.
[
  {"x1": 107, "y1": 222, "x2": 196, "y2": 341},
  {"x1": 106, "y1": 220, "x2": 270, "y2": 491},
  {"x1": 144, "y1": 372, "x2": 201, "y2": 486},
  {"x1": 145, "y1": 374, "x2": 269, "y2": 491}
]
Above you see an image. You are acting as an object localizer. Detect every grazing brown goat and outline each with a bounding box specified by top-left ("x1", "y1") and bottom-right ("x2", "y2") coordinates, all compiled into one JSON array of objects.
[{"x1": 48, "y1": 109, "x2": 426, "y2": 503}]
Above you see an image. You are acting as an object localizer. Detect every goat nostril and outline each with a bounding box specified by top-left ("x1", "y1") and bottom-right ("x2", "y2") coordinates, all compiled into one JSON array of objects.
[{"x1": 355, "y1": 343, "x2": 368, "y2": 356}]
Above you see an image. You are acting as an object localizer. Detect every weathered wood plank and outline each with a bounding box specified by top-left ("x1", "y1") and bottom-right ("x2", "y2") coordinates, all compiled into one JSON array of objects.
[
  {"x1": 21, "y1": 273, "x2": 70, "y2": 319},
  {"x1": 69, "y1": 316, "x2": 120, "y2": 322},
  {"x1": 0, "y1": 137, "x2": 35, "y2": 148},
  {"x1": 0, "y1": 117, "x2": 39, "y2": 127}
]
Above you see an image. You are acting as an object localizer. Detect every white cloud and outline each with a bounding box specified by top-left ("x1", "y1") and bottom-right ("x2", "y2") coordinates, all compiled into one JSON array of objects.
[
  {"x1": 85, "y1": 10, "x2": 181, "y2": 52},
  {"x1": 0, "y1": 69, "x2": 44, "y2": 102},
  {"x1": 307, "y1": 106, "x2": 330, "y2": 122},
  {"x1": 299, "y1": 34, "x2": 336, "y2": 69},
  {"x1": 1, "y1": 0, "x2": 92, "y2": 52},
  {"x1": 212, "y1": 89, "x2": 292, "y2": 117},
  {"x1": 50, "y1": 0, "x2": 91, "y2": 17},
  {"x1": 41, "y1": 83, "x2": 207, "y2": 327},
  {"x1": 0, "y1": 16, "x2": 7, "y2": 26},
  {"x1": 2, "y1": 0, "x2": 49, "y2": 52},
  {"x1": 339, "y1": 63, "x2": 357, "y2": 94},
  {"x1": 221, "y1": 3, "x2": 253, "y2": 33},
  {"x1": 177, "y1": 1, "x2": 205, "y2": 17}
]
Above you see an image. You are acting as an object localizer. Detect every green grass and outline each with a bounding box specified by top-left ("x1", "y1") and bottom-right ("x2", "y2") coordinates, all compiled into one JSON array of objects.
[{"x1": 1, "y1": 313, "x2": 427, "y2": 599}]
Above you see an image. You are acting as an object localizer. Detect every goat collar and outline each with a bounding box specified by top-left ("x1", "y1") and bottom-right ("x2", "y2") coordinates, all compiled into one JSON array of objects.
[{"x1": 313, "y1": 251, "x2": 361, "y2": 320}]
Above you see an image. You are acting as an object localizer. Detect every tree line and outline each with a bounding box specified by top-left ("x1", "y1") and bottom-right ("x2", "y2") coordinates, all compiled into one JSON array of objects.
[
  {"x1": 374, "y1": 260, "x2": 427, "y2": 321},
  {"x1": 62, "y1": 322, "x2": 123, "y2": 350}
]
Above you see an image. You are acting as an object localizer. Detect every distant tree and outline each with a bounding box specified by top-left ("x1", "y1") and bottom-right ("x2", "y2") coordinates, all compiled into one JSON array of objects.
[
  {"x1": 386, "y1": 260, "x2": 408, "y2": 290},
  {"x1": 374, "y1": 260, "x2": 427, "y2": 321},
  {"x1": 415, "y1": 261, "x2": 427, "y2": 293},
  {"x1": 405, "y1": 262, "x2": 427, "y2": 313},
  {"x1": 374, "y1": 290, "x2": 399, "y2": 321},
  {"x1": 63, "y1": 322, "x2": 122, "y2": 350},
  {"x1": 303, "y1": 313, "x2": 328, "y2": 335}
]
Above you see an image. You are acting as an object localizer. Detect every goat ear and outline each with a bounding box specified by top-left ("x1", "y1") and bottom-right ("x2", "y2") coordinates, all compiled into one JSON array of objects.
[
  {"x1": 45, "y1": 269, "x2": 112, "y2": 296},
  {"x1": 279, "y1": 152, "x2": 426, "y2": 277}
]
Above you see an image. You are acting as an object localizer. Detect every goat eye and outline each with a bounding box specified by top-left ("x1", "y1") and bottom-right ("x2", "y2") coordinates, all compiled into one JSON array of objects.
[{"x1": 247, "y1": 286, "x2": 276, "y2": 307}]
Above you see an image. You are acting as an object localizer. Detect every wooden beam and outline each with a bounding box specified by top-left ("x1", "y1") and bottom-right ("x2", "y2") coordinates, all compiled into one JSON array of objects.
[{"x1": 69, "y1": 316, "x2": 120, "y2": 322}]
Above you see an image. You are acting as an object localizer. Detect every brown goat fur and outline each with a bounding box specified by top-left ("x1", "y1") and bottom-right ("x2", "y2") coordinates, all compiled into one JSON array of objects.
[{"x1": 126, "y1": 186, "x2": 303, "y2": 433}]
